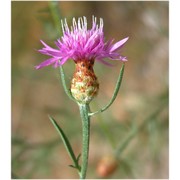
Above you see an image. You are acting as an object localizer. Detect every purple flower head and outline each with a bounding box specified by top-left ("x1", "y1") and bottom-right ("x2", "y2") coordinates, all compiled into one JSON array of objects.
[{"x1": 35, "y1": 16, "x2": 129, "y2": 69}]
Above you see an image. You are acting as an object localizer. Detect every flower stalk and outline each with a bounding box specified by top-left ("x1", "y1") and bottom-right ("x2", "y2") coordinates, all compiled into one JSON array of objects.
[
  {"x1": 57, "y1": 62, "x2": 126, "y2": 179},
  {"x1": 79, "y1": 104, "x2": 91, "y2": 179}
]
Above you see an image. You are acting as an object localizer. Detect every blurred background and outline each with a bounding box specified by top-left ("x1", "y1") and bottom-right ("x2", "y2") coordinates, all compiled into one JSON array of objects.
[{"x1": 12, "y1": 1, "x2": 168, "y2": 179}]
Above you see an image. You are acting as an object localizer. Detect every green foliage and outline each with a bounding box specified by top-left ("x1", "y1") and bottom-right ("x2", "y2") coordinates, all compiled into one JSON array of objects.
[{"x1": 49, "y1": 115, "x2": 81, "y2": 172}]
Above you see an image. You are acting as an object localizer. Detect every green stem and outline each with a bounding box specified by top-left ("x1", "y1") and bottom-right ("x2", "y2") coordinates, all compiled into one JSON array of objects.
[
  {"x1": 79, "y1": 104, "x2": 91, "y2": 179},
  {"x1": 89, "y1": 63, "x2": 125, "y2": 116}
]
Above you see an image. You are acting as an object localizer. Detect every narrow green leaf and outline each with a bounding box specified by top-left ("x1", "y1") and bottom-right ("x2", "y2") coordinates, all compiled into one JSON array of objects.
[
  {"x1": 49, "y1": 115, "x2": 80, "y2": 171},
  {"x1": 59, "y1": 66, "x2": 76, "y2": 102},
  {"x1": 76, "y1": 153, "x2": 81, "y2": 163},
  {"x1": 69, "y1": 164, "x2": 77, "y2": 169},
  {"x1": 89, "y1": 63, "x2": 125, "y2": 116}
]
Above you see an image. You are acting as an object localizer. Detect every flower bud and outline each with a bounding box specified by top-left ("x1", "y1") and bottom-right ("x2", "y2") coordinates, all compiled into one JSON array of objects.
[
  {"x1": 71, "y1": 59, "x2": 99, "y2": 104},
  {"x1": 96, "y1": 155, "x2": 118, "y2": 178}
]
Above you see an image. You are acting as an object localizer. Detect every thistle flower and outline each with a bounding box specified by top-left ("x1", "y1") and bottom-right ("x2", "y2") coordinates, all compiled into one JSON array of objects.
[{"x1": 36, "y1": 16, "x2": 128, "y2": 104}]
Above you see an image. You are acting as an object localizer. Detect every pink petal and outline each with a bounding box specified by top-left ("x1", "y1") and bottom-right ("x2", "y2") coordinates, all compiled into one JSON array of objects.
[
  {"x1": 110, "y1": 37, "x2": 129, "y2": 52},
  {"x1": 35, "y1": 57, "x2": 58, "y2": 69}
]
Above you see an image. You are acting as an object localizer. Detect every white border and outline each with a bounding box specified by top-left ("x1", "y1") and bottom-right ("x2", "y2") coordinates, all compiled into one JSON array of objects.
[
  {"x1": 169, "y1": 0, "x2": 180, "y2": 180},
  {"x1": 0, "y1": 0, "x2": 11, "y2": 179},
  {"x1": 2, "y1": 0, "x2": 176, "y2": 179}
]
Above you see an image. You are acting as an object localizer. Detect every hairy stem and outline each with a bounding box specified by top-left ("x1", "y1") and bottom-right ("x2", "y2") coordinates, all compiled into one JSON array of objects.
[{"x1": 79, "y1": 104, "x2": 91, "y2": 179}]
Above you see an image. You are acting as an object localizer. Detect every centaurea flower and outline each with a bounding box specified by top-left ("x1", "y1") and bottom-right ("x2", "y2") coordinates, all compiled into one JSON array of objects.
[
  {"x1": 36, "y1": 15, "x2": 129, "y2": 179},
  {"x1": 36, "y1": 16, "x2": 128, "y2": 104}
]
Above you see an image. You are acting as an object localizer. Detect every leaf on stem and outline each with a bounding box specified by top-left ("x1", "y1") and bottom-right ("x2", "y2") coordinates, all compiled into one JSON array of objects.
[
  {"x1": 48, "y1": 115, "x2": 81, "y2": 171},
  {"x1": 76, "y1": 153, "x2": 81, "y2": 163},
  {"x1": 59, "y1": 65, "x2": 76, "y2": 102},
  {"x1": 89, "y1": 63, "x2": 125, "y2": 116}
]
